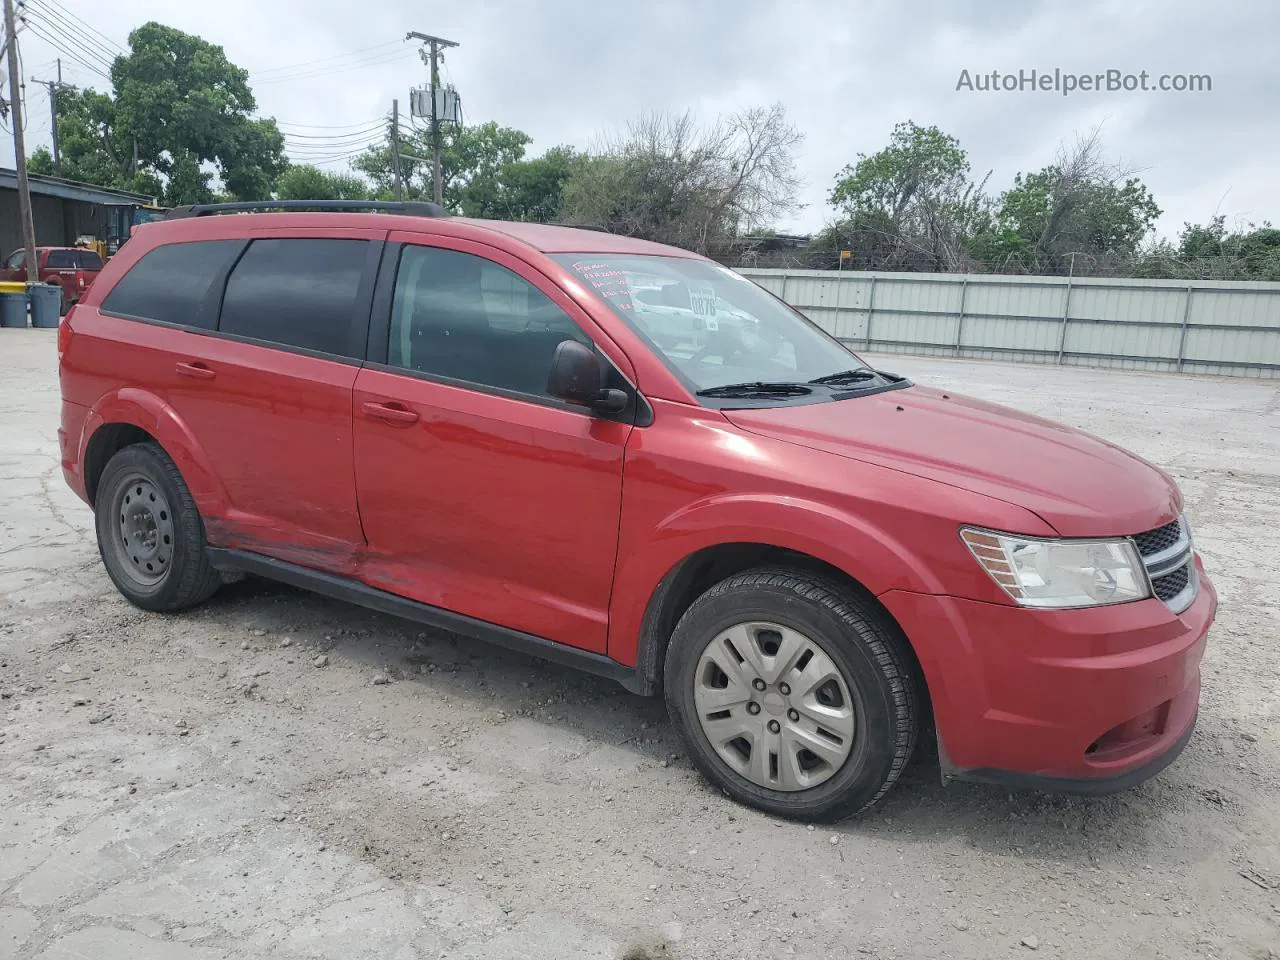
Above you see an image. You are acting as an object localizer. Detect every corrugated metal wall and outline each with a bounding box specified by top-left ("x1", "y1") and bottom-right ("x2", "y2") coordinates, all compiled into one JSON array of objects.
[{"x1": 740, "y1": 268, "x2": 1280, "y2": 379}]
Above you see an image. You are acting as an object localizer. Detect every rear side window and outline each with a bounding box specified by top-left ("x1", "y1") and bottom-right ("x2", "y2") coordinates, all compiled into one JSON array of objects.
[
  {"x1": 76, "y1": 251, "x2": 104, "y2": 270},
  {"x1": 218, "y1": 239, "x2": 367, "y2": 358},
  {"x1": 101, "y1": 240, "x2": 244, "y2": 329}
]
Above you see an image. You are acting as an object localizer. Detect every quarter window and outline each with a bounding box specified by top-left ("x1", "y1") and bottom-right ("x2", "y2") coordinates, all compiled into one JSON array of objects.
[
  {"x1": 101, "y1": 239, "x2": 244, "y2": 329},
  {"x1": 388, "y1": 245, "x2": 591, "y2": 398},
  {"x1": 218, "y1": 239, "x2": 368, "y2": 358}
]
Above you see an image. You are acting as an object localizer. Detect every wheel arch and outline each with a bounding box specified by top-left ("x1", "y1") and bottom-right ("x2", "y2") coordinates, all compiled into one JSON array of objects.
[
  {"x1": 627, "y1": 541, "x2": 932, "y2": 736},
  {"x1": 80, "y1": 388, "x2": 228, "y2": 518}
]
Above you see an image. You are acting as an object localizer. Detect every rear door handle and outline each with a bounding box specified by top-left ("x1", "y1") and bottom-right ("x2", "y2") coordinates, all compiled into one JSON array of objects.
[
  {"x1": 176, "y1": 361, "x2": 215, "y2": 380},
  {"x1": 362, "y1": 400, "x2": 419, "y2": 426}
]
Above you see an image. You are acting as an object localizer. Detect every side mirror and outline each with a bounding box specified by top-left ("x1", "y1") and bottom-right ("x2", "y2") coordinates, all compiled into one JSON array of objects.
[{"x1": 547, "y1": 340, "x2": 627, "y2": 414}]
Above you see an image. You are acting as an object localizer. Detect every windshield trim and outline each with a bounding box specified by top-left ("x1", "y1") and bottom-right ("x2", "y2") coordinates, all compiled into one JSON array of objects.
[{"x1": 551, "y1": 253, "x2": 911, "y2": 409}]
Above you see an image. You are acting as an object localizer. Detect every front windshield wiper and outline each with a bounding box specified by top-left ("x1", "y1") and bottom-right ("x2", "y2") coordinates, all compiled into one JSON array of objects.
[
  {"x1": 808, "y1": 368, "x2": 881, "y2": 386},
  {"x1": 696, "y1": 381, "x2": 815, "y2": 398}
]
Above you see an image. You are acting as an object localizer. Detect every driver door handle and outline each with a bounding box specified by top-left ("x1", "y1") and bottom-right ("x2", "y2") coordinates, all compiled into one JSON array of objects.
[
  {"x1": 175, "y1": 361, "x2": 215, "y2": 380},
  {"x1": 362, "y1": 400, "x2": 419, "y2": 426}
]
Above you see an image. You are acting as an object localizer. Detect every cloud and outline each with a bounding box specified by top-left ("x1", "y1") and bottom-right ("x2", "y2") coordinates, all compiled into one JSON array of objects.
[{"x1": 7, "y1": 0, "x2": 1275, "y2": 240}]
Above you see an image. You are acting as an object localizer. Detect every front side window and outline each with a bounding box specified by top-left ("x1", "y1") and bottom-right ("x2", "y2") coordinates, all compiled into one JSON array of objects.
[
  {"x1": 554, "y1": 255, "x2": 892, "y2": 404},
  {"x1": 219, "y1": 239, "x2": 367, "y2": 358},
  {"x1": 388, "y1": 245, "x2": 590, "y2": 398},
  {"x1": 5, "y1": 250, "x2": 24, "y2": 270},
  {"x1": 101, "y1": 239, "x2": 244, "y2": 329}
]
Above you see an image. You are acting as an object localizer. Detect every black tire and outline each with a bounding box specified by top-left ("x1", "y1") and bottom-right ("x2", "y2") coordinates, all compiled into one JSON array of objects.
[
  {"x1": 664, "y1": 567, "x2": 920, "y2": 822},
  {"x1": 94, "y1": 442, "x2": 221, "y2": 612}
]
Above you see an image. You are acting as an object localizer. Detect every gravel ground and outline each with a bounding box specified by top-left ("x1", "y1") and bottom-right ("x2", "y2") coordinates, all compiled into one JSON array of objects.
[{"x1": 2, "y1": 328, "x2": 1278, "y2": 960}]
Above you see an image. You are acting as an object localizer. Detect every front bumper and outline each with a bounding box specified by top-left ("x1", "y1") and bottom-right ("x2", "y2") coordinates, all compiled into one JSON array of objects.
[{"x1": 880, "y1": 557, "x2": 1216, "y2": 790}]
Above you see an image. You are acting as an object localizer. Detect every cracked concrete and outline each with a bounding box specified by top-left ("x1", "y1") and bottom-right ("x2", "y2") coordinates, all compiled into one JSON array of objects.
[{"x1": 2, "y1": 329, "x2": 1278, "y2": 959}]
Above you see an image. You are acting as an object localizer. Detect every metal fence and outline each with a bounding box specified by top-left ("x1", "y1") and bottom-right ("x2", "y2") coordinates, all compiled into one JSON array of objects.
[{"x1": 738, "y1": 268, "x2": 1280, "y2": 379}]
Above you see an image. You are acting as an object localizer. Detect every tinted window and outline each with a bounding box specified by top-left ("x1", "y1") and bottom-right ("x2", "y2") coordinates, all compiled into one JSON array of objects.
[
  {"x1": 76, "y1": 251, "x2": 104, "y2": 270},
  {"x1": 46, "y1": 250, "x2": 77, "y2": 268},
  {"x1": 219, "y1": 239, "x2": 367, "y2": 358},
  {"x1": 389, "y1": 245, "x2": 590, "y2": 397},
  {"x1": 101, "y1": 240, "x2": 244, "y2": 329}
]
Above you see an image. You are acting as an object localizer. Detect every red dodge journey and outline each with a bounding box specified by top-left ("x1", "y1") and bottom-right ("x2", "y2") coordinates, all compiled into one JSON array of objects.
[{"x1": 55, "y1": 200, "x2": 1216, "y2": 820}]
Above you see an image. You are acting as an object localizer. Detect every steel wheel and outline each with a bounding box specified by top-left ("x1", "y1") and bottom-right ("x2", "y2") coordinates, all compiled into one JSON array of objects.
[
  {"x1": 693, "y1": 620, "x2": 857, "y2": 792},
  {"x1": 107, "y1": 473, "x2": 175, "y2": 587}
]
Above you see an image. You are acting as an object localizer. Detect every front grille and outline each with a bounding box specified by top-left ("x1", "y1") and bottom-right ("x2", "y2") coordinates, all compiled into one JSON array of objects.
[
  {"x1": 1131, "y1": 516, "x2": 1196, "y2": 613},
  {"x1": 1132, "y1": 520, "x2": 1182, "y2": 557},
  {"x1": 1151, "y1": 565, "x2": 1189, "y2": 602}
]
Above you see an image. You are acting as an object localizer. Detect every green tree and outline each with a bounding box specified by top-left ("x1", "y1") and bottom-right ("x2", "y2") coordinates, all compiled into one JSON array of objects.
[
  {"x1": 462, "y1": 146, "x2": 585, "y2": 221},
  {"x1": 1168, "y1": 217, "x2": 1280, "y2": 280},
  {"x1": 353, "y1": 122, "x2": 531, "y2": 212},
  {"x1": 27, "y1": 86, "x2": 163, "y2": 197},
  {"x1": 275, "y1": 164, "x2": 370, "y2": 201},
  {"x1": 28, "y1": 22, "x2": 285, "y2": 205},
  {"x1": 974, "y1": 131, "x2": 1161, "y2": 273},
  {"x1": 826, "y1": 121, "x2": 990, "y2": 271}
]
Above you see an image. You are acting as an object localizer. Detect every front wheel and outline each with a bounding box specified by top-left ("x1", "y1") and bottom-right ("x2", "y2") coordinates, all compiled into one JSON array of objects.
[
  {"x1": 664, "y1": 568, "x2": 921, "y2": 822},
  {"x1": 94, "y1": 442, "x2": 221, "y2": 612}
]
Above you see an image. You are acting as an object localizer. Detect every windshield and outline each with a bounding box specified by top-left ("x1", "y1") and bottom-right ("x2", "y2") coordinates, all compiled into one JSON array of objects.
[{"x1": 553, "y1": 254, "x2": 880, "y2": 398}]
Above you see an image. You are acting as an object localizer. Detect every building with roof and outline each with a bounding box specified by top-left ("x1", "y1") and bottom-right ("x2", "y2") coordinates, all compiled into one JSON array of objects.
[{"x1": 0, "y1": 168, "x2": 159, "y2": 257}]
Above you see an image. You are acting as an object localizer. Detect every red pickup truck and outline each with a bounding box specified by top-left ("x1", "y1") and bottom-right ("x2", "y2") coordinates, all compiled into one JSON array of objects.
[{"x1": 1, "y1": 246, "x2": 105, "y2": 312}]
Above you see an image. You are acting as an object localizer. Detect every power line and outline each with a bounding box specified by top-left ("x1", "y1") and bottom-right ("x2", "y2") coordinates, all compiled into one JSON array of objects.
[
  {"x1": 281, "y1": 124, "x2": 387, "y2": 143},
  {"x1": 285, "y1": 148, "x2": 376, "y2": 165},
  {"x1": 19, "y1": 19, "x2": 107, "y2": 80},
  {"x1": 28, "y1": 0, "x2": 124, "y2": 57},
  {"x1": 276, "y1": 117, "x2": 389, "y2": 132},
  {"x1": 255, "y1": 49, "x2": 415, "y2": 85},
  {"x1": 250, "y1": 39, "x2": 404, "y2": 77},
  {"x1": 22, "y1": 7, "x2": 116, "y2": 72},
  {"x1": 19, "y1": 14, "x2": 112, "y2": 79}
]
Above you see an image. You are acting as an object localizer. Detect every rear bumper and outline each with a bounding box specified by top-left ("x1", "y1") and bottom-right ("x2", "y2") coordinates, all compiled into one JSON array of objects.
[
  {"x1": 59, "y1": 400, "x2": 90, "y2": 505},
  {"x1": 880, "y1": 559, "x2": 1216, "y2": 790}
]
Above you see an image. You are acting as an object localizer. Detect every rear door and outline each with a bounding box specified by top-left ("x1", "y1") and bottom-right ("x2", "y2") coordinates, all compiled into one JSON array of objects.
[{"x1": 97, "y1": 229, "x2": 383, "y2": 571}]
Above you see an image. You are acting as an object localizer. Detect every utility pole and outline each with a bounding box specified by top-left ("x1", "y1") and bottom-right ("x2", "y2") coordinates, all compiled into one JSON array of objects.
[
  {"x1": 406, "y1": 32, "x2": 457, "y2": 206},
  {"x1": 390, "y1": 99, "x2": 403, "y2": 201},
  {"x1": 3, "y1": 0, "x2": 37, "y2": 282},
  {"x1": 32, "y1": 58, "x2": 61, "y2": 174}
]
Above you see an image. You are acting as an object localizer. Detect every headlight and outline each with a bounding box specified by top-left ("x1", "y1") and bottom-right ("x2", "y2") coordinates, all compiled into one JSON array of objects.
[{"x1": 960, "y1": 527, "x2": 1150, "y2": 609}]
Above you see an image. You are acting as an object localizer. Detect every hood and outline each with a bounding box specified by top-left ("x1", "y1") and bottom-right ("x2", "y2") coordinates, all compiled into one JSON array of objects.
[{"x1": 723, "y1": 385, "x2": 1181, "y2": 537}]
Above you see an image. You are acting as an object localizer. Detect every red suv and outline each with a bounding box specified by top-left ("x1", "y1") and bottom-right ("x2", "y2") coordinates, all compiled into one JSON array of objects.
[
  {"x1": 56, "y1": 201, "x2": 1216, "y2": 821},
  {"x1": 2, "y1": 246, "x2": 105, "y2": 312}
]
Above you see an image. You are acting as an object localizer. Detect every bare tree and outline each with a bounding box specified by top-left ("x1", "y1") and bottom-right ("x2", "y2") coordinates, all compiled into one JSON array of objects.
[{"x1": 559, "y1": 103, "x2": 803, "y2": 254}]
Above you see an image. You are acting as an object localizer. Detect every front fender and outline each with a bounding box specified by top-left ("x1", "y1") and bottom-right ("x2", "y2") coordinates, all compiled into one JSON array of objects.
[
  {"x1": 81, "y1": 387, "x2": 229, "y2": 518},
  {"x1": 606, "y1": 492, "x2": 947, "y2": 668}
]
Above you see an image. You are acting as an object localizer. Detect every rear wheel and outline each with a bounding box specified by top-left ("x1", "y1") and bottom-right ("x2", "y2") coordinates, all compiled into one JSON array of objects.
[
  {"x1": 664, "y1": 568, "x2": 920, "y2": 822},
  {"x1": 94, "y1": 442, "x2": 221, "y2": 612}
]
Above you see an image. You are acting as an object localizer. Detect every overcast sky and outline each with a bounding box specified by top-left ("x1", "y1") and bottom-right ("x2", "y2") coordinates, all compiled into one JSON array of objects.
[{"x1": 5, "y1": 0, "x2": 1276, "y2": 240}]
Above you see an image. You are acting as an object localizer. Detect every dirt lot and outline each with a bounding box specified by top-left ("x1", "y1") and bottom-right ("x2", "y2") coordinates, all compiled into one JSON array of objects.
[{"x1": 2, "y1": 328, "x2": 1278, "y2": 960}]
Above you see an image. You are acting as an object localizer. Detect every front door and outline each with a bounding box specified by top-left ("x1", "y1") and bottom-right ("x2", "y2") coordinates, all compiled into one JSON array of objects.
[{"x1": 353, "y1": 238, "x2": 634, "y2": 652}]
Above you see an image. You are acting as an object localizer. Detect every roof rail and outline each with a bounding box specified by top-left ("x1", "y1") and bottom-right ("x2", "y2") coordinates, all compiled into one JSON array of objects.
[{"x1": 164, "y1": 200, "x2": 449, "y2": 219}]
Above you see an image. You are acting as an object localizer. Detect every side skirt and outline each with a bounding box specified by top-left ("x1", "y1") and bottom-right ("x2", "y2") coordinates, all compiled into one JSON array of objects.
[{"x1": 206, "y1": 548, "x2": 648, "y2": 695}]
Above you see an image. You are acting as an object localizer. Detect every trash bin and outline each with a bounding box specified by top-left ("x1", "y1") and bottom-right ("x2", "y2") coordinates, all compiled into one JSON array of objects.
[
  {"x1": 0, "y1": 291, "x2": 27, "y2": 328},
  {"x1": 27, "y1": 283, "x2": 62, "y2": 328}
]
